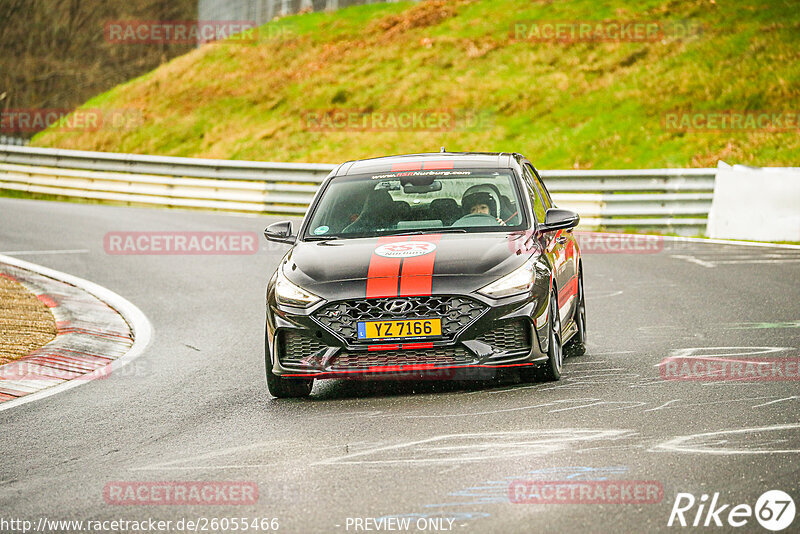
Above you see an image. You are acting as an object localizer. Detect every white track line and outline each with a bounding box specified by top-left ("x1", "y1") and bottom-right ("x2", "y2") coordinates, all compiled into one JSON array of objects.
[
  {"x1": 671, "y1": 255, "x2": 716, "y2": 268},
  {"x1": 642, "y1": 234, "x2": 800, "y2": 250},
  {"x1": 713, "y1": 259, "x2": 800, "y2": 264},
  {"x1": 751, "y1": 396, "x2": 800, "y2": 408},
  {"x1": 653, "y1": 423, "x2": 800, "y2": 455},
  {"x1": 0, "y1": 254, "x2": 152, "y2": 412},
  {"x1": 0, "y1": 249, "x2": 89, "y2": 255}
]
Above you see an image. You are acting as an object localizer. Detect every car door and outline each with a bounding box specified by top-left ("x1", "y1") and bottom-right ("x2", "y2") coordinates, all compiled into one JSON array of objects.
[{"x1": 525, "y1": 163, "x2": 578, "y2": 323}]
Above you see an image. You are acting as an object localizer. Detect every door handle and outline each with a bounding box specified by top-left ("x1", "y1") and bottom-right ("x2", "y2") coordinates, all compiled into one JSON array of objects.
[{"x1": 556, "y1": 236, "x2": 568, "y2": 244}]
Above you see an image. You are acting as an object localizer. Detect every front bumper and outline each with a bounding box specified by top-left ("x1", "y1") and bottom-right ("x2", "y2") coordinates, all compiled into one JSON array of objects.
[{"x1": 266, "y1": 291, "x2": 550, "y2": 380}]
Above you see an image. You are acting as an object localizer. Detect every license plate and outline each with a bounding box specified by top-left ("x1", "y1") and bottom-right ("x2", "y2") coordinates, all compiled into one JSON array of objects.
[{"x1": 357, "y1": 318, "x2": 442, "y2": 340}]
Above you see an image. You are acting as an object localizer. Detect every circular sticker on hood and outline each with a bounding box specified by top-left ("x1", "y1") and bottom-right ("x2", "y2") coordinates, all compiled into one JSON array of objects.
[{"x1": 374, "y1": 241, "x2": 437, "y2": 258}]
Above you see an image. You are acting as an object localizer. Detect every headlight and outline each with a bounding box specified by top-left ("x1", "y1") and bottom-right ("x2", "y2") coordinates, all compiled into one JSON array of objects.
[
  {"x1": 275, "y1": 267, "x2": 321, "y2": 307},
  {"x1": 477, "y1": 257, "x2": 536, "y2": 299}
]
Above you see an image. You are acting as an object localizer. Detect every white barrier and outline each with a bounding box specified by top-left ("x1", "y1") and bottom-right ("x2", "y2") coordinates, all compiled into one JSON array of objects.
[{"x1": 707, "y1": 162, "x2": 800, "y2": 241}]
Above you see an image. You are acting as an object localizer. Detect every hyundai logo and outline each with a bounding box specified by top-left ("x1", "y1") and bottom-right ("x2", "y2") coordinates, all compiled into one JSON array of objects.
[{"x1": 384, "y1": 299, "x2": 413, "y2": 315}]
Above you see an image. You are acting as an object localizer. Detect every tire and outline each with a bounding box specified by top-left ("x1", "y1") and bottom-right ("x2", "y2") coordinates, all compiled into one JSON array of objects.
[
  {"x1": 565, "y1": 269, "x2": 587, "y2": 357},
  {"x1": 519, "y1": 290, "x2": 563, "y2": 383},
  {"x1": 265, "y1": 341, "x2": 313, "y2": 398},
  {"x1": 538, "y1": 290, "x2": 563, "y2": 381}
]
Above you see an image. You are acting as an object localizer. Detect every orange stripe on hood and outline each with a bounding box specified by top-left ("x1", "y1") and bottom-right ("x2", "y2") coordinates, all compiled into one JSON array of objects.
[
  {"x1": 365, "y1": 236, "x2": 407, "y2": 299},
  {"x1": 398, "y1": 234, "x2": 443, "y2": 297}
]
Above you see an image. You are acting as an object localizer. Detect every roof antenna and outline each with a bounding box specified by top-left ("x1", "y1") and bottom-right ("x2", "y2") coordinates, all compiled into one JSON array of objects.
[{"x1": 440, "y1": 146, "x2": 446, "y2": 153}]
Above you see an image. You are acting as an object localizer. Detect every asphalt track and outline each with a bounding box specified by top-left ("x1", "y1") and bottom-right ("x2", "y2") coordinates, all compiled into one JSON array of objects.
[{"x1": 1, "y1": 197, "x2": 799, "y2": 534}]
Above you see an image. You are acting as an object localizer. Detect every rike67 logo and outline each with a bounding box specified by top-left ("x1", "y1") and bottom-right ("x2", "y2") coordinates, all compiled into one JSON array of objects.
[{"x1": 668, "y1": 490, "x2": 795, "y2": 531}]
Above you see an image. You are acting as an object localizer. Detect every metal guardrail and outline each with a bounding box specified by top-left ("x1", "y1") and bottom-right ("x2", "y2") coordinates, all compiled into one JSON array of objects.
[
  {"x1": 0, "y1": 145, "x2": 333, "y2": 215},
  {"x1": 0, "y1": 145, "x2": 716, "y2": 234}
]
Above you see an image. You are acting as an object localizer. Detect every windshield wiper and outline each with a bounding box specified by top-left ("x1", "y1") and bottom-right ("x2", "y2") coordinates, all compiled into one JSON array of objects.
[
  {"x1": 392, "y1": 228, "x2": 468, "y2": 236},
  {"x1": 306, "y1": 228, "x2": 467, "y2": 240},
  {"x1": 304, "y1": 236, "x2": 340, "y2": 242}
]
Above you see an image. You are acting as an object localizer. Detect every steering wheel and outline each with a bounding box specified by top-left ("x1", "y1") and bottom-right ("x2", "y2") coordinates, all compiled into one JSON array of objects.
[{"x1": 453, "y1": 213, "x2": 501, "y2": 227}]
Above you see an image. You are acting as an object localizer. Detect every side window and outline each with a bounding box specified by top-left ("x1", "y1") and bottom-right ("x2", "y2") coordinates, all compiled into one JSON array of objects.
[
  {"x1": 522, "y1": 165, "x2": 546, "y2": 223},
  {"x1": 526, "y1": 164, "x2": 553, "y2": 209}
]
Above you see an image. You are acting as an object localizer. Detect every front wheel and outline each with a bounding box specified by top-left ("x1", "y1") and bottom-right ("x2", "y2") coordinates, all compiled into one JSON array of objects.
[
  {"x1": 519, "y1": 290, "x2": 563, "y2": 383},
  {"x1": 266, "y1": 366, "x2": 313, "y2": 398},
  {"x1": 538, "y1": 291, "x2": 563, "y2": 381},
  {"x1": 565, "y1": 269, "x2": 587, "y2": 357},
  {"x1": 266, "y1": 342, "x2": 313, "y2": 398}
]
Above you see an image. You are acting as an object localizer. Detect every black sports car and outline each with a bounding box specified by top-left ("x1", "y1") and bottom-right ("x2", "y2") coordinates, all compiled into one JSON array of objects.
[{"x1": 263, "y1": 152, "x2": 586, "y2": 398}]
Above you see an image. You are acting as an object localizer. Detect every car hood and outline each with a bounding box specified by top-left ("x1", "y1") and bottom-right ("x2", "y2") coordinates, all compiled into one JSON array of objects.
[{"x1": 282, "y1": 233, "x2": 536, "y2": 299}]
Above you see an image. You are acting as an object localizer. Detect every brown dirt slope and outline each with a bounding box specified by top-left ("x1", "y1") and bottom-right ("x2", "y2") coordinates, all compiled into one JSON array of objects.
[{"x1": 0, "y1": 275, "x2": 57, "y2": 364}]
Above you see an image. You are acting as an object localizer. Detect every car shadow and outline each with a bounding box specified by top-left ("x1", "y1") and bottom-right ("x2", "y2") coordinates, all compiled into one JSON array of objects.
[{"x1": 306, "y1": 369, "x2": 529, "y2": 400}]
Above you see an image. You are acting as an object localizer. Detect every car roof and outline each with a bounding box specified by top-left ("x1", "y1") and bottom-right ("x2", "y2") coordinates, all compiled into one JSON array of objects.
[{"x1": 335, "y1": 152, "x2": 520, "y2": 176}]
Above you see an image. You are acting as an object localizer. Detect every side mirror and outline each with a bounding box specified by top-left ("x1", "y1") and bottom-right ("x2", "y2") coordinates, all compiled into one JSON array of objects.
[
  {"x1": 539, "y1": 208, "x2": 579, "y2": 233},
  {"x1": 264, "y1": 221, "x2": 295, "y2": 244}
]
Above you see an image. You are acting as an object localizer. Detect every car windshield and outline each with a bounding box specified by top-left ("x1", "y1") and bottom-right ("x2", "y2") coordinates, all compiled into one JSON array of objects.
[{"x1": 304, "y1": 168, "x2": 526, "y2": 238}]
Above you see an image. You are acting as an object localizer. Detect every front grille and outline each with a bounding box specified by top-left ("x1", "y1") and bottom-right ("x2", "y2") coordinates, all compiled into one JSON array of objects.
[
  {"x1": 476, "y1": 320, "x2": 531, "y2": 353},
  {"x1": 314, "y1": 296, "x2": 487, "y2": 341},
  {"x1": 280, "y1": 330, "x2": 328, "y2": 365},
  {"x1": 332, "y1": 346, "x2": 475, "y2": 370}
]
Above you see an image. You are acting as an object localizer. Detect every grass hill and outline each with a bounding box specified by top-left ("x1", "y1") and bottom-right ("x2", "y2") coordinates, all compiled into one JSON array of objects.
[{"x1": 32, "y1": 0, "x2": 800, "y2": 169}]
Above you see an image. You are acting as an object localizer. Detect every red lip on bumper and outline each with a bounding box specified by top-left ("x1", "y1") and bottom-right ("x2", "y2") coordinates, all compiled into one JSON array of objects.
[{"x1": 281, "y1": 361, "x2": 539, "y2": 379}]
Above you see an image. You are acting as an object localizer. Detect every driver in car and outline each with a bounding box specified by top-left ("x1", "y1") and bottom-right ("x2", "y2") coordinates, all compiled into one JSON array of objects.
[{"x1": 462, "y1": 190, "x2": 506, "y2": 225}]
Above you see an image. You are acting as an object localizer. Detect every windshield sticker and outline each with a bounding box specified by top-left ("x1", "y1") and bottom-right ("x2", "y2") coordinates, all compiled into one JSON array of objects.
[
  {"x1": 374, "y1": 241, "x2": 437, "y2": 258},
  {"x1": 313, "y1": 225, "x2": 330, "y2": 235},
  {"x1": 370, "y1": 170, "x2": 473, "y2": 180}
]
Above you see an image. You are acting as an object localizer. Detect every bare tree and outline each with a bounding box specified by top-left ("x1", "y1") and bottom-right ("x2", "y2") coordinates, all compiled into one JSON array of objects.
[{"x1": 0, "y1": 0, "x2": 194, "y2": 133}]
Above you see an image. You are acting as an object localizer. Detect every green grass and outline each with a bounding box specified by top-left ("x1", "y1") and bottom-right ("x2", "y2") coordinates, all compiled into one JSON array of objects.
[{"x1": 31, "y1": 0, "x2": 800, "y2": 168}]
